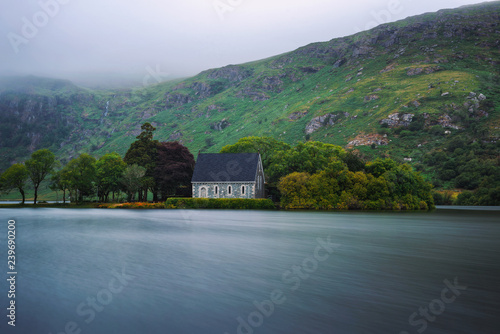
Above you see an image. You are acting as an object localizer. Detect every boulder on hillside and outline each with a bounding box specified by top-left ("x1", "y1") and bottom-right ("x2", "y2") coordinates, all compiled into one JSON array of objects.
[
  {"x1": 305, "y1": 114, "x2": 338, "y2": 134},
  {"x1": 210, "y1": 118, "x2": 230, "y2": 131},
  {"x1": 380, "y1": 113, "x2": 414, "y2": 127}
]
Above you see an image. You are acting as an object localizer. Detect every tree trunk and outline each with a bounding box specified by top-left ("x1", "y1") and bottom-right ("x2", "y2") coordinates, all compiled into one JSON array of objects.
[
  {"x1": 19, "y1": 188, "x2": 25, "y2": 204},
  {"x1": 63, "y1": 189, "x2": 66, "y2": 204},
  {"x1": 33, "y1": 186, "x2": 38, "y2": 204}
]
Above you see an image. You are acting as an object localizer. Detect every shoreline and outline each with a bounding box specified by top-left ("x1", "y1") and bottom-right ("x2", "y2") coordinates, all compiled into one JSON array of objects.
[{"x1": 1, "y1": 202, "x2": 499, "y2": 211}]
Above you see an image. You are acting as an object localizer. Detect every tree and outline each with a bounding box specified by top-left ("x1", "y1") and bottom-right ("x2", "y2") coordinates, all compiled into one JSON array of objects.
[
  {"x1": 0, "y1": 164, "x2": 29, "y2": 204},
  {"x1": 64, "y1": 154, "x2": 97, "y2": 202},
  {"x1": 50, "y1": 169, "x2": 71, "y2": 204},
  {"x1": 267, "y1": 141, "x2": 345, "y2": 186},
  {"x1": 365, "y1": 158, "x2": 398, "y2": 178},
  {"x1": 278, "y1": 172, "x2": 314, "y2": 209},
  {"x1": 122, "y1": 164, "x2": 146, "y2": 201},
  {"x1": 124, "y1": 123, "x2": 158, "y2": 201},
  {"x1": 25, "y1": 149, "x2": 58, "y2": 204},
  {"x1": 342, "y1": 151, "x2": 366, "y2": 172},
  {"x1": 96, "y1": 153, "x2": 127, "y2": 202},
  {"x1": 220, "y1": 136, "x2": 291, "y2": 170},
  {"x1": 154, "y1": 142, "x2": 195, "y2": 200}
]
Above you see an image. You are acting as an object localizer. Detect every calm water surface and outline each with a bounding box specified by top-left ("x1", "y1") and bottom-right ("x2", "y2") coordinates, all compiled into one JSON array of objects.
[{"x1": 0, "y1": 208, "x2": 499, "y2": 334}]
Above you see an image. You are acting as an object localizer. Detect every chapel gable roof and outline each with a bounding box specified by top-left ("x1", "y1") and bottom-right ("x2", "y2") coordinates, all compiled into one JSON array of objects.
[{"x1": 191, "y1": 153, "x2": 261, "y2": 183}]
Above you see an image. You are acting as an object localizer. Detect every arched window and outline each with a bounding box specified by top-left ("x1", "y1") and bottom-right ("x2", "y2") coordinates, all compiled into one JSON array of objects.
[
  {"x1": 200, "y1": 187, "x2": 207, "y2": 198},
  {"x1": 241, "y1": 185, "x2": 245, "y2": 195},
  {"x1": 214, "y1": 185, "x2": 219, "y2": 195},
  {"x1": 227, "y1": 185, "x2": 232, "y2": 195}
]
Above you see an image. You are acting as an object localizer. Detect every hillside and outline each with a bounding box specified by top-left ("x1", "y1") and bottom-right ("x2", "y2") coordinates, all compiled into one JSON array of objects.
[{"x1": 0, "y1": 2, "x2": 499, "y2": 199}]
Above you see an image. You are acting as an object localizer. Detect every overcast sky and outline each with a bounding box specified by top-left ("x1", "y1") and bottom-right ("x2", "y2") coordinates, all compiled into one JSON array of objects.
[{"x1": 0, "y1": 0, "x2": 492, "y2": 86}]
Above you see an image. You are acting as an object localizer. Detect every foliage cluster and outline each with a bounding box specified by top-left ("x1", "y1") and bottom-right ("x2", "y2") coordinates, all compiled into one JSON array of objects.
[
  {"x1": 165, "y1": 198, "x2": 276, "y2": 210},
  {"x1": 0, "y1": 163, "x2": 29, "y2": 203},
  {"x1": 278, "y1": 159, "x2": 434, "y2": 210},
  {"x1": 1, "y1": 123, "x2": 195, "y2": 204},
  {"x1": 422, "y1": 138, "x2": 500, "y2": 205},
  {"x1": 0, "y1": 149, "x2": 57, "y2": 204},
  {"x1": 221, "y1": 137, "x2": 434, "y2": 210},
  {"x1": 122, "y1": 123, "x2": 195, "y2": 201}
]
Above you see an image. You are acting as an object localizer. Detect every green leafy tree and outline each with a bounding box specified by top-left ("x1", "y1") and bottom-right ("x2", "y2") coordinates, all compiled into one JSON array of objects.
[
  {"x1": 25, "y1": 149, "x2": 58, "y2": 204},
  {"x1": 278, "y1": 172, "x2": 315, "y2": 209},
  {"x1": 96, "y1": 152, "x2": 127, "y2": 202},
  {"x1": 342, "y1": 151, "x2": 366, "y2": 172},
  {"x1": 220, "y1": 136, "x2": 291, "y2": 170},
  {"x1": 122, "y1": 164, "x2": 146, "y2": 202},
  {"x1": 64, "y1": 154, "x2": 97, "y2": 202},
  {"x1": 0, "y1": 163, "x2": 29, "y2": 204},
  {"x1": 49, "y1": 169, "x2": 71, "y2": 204},
  {"x1": 365, "y1": 158, "x2": 398, "y2": 178},
  {"x1": 267, "y1": 141, "x2": 345, "y2": 186},
  {"x1": 124, "y1": 123, "x2": 158, "y2": 201}
]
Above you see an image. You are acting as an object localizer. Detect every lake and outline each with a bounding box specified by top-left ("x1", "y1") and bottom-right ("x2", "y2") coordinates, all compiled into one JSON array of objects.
[{"x1": 0, "y1": 208, "x2": 499, "y2": 334}]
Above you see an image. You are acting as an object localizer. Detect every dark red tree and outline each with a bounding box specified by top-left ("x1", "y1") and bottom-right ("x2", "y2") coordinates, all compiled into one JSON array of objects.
[{"x1": 154, "y1": 141, "x2": 195, "y2": 201}]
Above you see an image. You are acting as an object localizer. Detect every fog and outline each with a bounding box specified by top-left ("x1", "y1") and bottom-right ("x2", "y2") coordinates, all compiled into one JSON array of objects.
[{"x1": 0, "y1": 0, "x2": 490, "y2": 88}]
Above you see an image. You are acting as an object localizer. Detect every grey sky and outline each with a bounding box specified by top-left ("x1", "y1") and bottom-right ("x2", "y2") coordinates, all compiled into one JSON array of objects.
[{"x1": 0, "y1": 0, "x2": 492, "y2": 86}]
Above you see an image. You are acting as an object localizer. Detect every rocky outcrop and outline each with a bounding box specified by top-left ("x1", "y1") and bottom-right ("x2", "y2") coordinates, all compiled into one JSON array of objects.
[
  {"x1": 190, "y1": 82, "x2": 212, "y2": 98},
  {"x1": 352, "y1": 45, "x2": 374, "y2": 57},
  {"x1": 0, "y1": 92, "x2": 75, "y2": 158},
  {"x1": 380, "y1": 113, "x2": 414, "y2": 127},
  {"x1": 235, "y1": 87, "x2": 270, "y2": 101},
  {"x1": 305, "y1": 113, "x2": 338, "y2": 134},
  {"x1": 206, "y1": 65, "x2": 253, "y2": 82},
  {"x1": 288, "y1": 110, "x2": 309, "y2": 121},
  {"x1": 347, "y1": 133, "x2": 389, "y2": 148},
  {"x1": 164, "y1": 92, "x2": 193, "y2": 108},
  {"x1": 261, "y1": 75, "x2": 285, "y2": 92},
  {"x1": 332, "y1": 58, "x2": 346, "y2": 68},
  {"x1": 438, "y1": 114, "x2": 462, "y2": 130},
  {"x1": 210, "y1": 118, "x2": 230, "y2": 131}
]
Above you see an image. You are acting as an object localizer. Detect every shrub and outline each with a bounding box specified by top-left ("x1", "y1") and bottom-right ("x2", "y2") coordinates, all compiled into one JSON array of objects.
[
  {"x1": 165, "y1": 198, "x2": 276, "y2": 210},
  {"x1": 106, "y1": 202, "x2": 166, "y2": 209}
]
